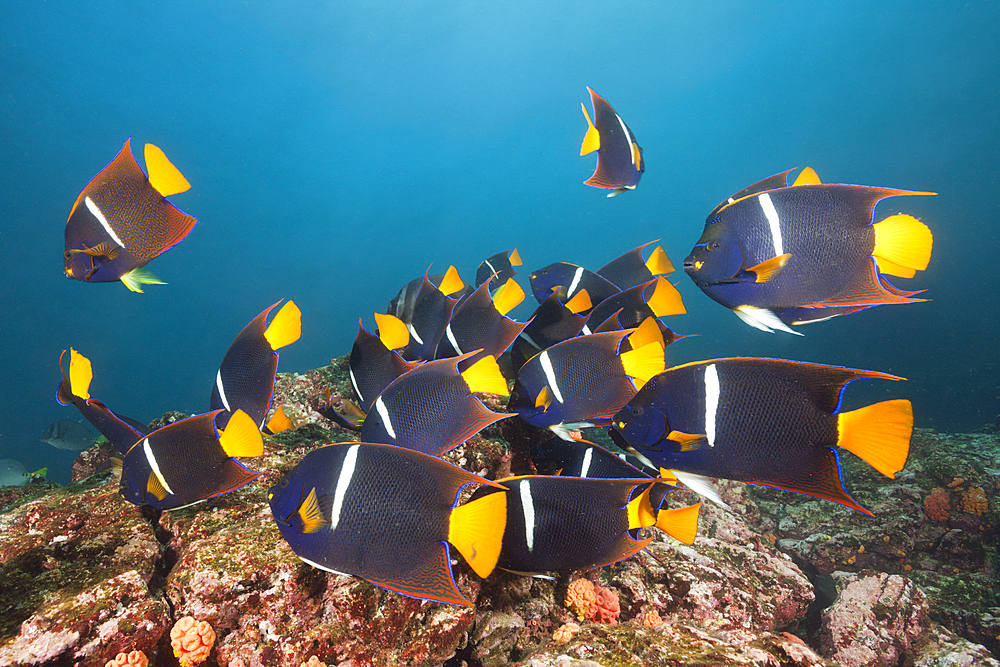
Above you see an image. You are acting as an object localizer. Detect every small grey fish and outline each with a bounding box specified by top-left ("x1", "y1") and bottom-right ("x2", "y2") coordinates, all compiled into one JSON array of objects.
[
  {"x1": 0, "y1": 459, "x2": 45, "y2": 487},
  {"x1": 40, "y1": 419, "x2": 98, "y2": 451}
]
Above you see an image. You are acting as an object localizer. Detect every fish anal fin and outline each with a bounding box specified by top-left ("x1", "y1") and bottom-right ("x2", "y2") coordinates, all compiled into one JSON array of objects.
[
  {"x1": 667, "y1": 430, "x2": 706, "y2": 451},
  {"x1": 120, "y1": 267, "x2": 166, "y2": 293},
  {"x1": 144, "y1": 143, "x2": 191, "y2": 196},
  {"x1": 266, "y1": 406, "x2": 293, "y2": 434},
  {"x1": 439, "y1": 266, "x2": 466, "y2": 296},
  {"x1": 219, "y1": 409, "x2": 264, "y2": 458},
  {"x1": 873, "y1": 214, "x2": 933, "y2": 274},
  {"x1": 837, "y1": 399, "x2": 912, "y2": 478},
  {"x1": 373, "y1": 312, "x2": 409, "y2": 350},
  {"x1": 620, "y1": 341, "x2": 666, "y2": 390},
  {"x1": 792, "y1": 166, "x2": 821, "y2": 186},
  {"x1": 69, "y1": 348, "x2": 93, "y2": 400},
  {"x1": 264, "y1": 300, "x2": 302, "y2": 351},
  {"x1": 565, "y1": 289, "x2": 592, "y2": 314},
  {"x1": 580, "y1": 103, "x2": 600, "y2": 155},
  {"x1": 647, "y1": 277, "x2": 686, "y2": 317},
  {"x1": 645, "y1": 246, "x2": 675, "y2": 275},
  {"x1": 656, "y1": 502, "x2": 702, "y2": 544},
  {"x1": 749, "y1": 254, "x2": 791, "y2": 284},
  {"x1": 448, "y1": 490, "x2": 507, "y2": 578},
  {"x1": 492, "y1": 278, "x2": 525, "y2": 316},
  {"x1": 297, "y1": 487, "x2": 329, "y2": 534},
  {"x1": 462, "y1": 354, "x2": 508, "y2": 396}
]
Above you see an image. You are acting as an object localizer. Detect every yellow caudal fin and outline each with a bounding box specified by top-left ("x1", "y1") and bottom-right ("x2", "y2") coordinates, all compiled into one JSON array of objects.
[
  {"x1": 266, "y1": 406, "x2": 293, "y2": 434},
  {"x1": 373, "y1": 312, "x2": 409, "y2": 350},
  {"x1": 646, "y1": 277, "x2": 686, "y2": 317},
  {"x1": 461, "y1": 355, "x2": 509, "y2": 396},
  {"x1": 656, "y1": 502, "x2": 701, "y2": 544},
  {"x1": 493, "y1": 278, "x2": 525, "y2": 316},
  {"x1": 631, "y1": 142, "x2": 642, "y2": 172},
  {"x1": 297, "y1": 487, "x2": 329, "y2": 534},
  {"x1": 439, "y1": 265, "x2": 466, "y2": 296},
  {"x1": 748, "y1": 254, "x2": 791, "y2": 283},
  {"x1": 144, "y1": 144, "x2": 191, "y2": 196},
  {"x1": 264, "y1": 300, "x2": 302, "y2": 351},
  {"x1": 565, "y1": 289, "x2": 592, "y2": 314},
  {"x1": 510, "y1": 248, "x2": 523, "y2": 267},
  {"x1": 873, "y1": 214, "x2": 933, "y2": 277},
  {"x1": 792, "y1": 166, "x2": 821, "y2": 186},
  {"x1": 580, "y1": 103, "x2": 600, "y2": 156},
  {"x1": 628, "y1": 316, "x2": 664, "y2": 350},
  {"x1": 837, "y1": 399, "x2": 913, "y2": 478},
  {"x1": 626, "y1": 486, "x2": 658, "y2": 529},
  {"x1": 219, "y1": 409, "x2": 265, "y2": 458},
  {"x1": 69, "y1": 348, "x2": 93, "y2": 400},
  {"x1": 645, "y1": 246, "x2": 675, "y2": 275},
  {"x1": 449, "y1": 491, "x2": 507, "y2": 578},
  {"x1": 620, "y1": 340, "x2": 666, "y2": 389},
  {"x1": 120, "y1": 266, "x2": 166, "y2": 293}
]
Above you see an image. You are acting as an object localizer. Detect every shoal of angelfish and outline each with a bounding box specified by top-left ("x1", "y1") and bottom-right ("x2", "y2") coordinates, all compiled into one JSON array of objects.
[{"x1": 56, "y1": 88, "x2": 933, "y2": 605}]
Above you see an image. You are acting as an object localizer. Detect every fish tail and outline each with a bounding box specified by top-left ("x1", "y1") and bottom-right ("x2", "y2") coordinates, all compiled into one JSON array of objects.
[
  {"x1": 265, "y1": 405, "x2": 293, "y2": 434},
  {"x1": 373, "y1": 312, "x2": 409, "y2": 350},
  {"x1": 873, "y1": 214, "x2": 933, "y2": 278},
  {"x1": 619, "y1": 341, "x2": 666, "y2": 389},
  {"x1": 655, "y1": 502, "x2": 702, "y2": 544},
  {"x1": 645, "y1": 246, "x2": 675, "y2": 275},
  {"x1": 628, "y1": 316, "x2": 664, "y2": 350},
  {"x1": 461, "y1": 355, "x2": 509, "y2": 396},
  {"x1": 492, "y1": 278, "x2": 525, "y2": 316},
  {"x1": 120, "y1": 267, "x2": 167, "y2": 293},
  {"x1": 144, "y1": 144, "x2": 191, "y2": 196},
  {"x1": 264, "y1": 300, "x2": 302, "y2": 350},
  {"x1": 448, "y1": 491, "x2": 507, "y2": 578},
  {"x1": 837, "y1": 399, "x2": 913, "y2": 478},
  {"x1": 438, "y1": 265, "x2": 466, "y2": 296},
  {"x1": 792, "y1": 166, "x2": 821, "y2": 185},
  {"x1": 646, "y1": 277, "x2": 686, "y2": 317},
  {"x1": 565, "y1": 289, "x2": 592, "y2": 314},
  {"x1": 219, "y1": 409, "x2": 264, "y2": 457},
  {"x1": 68, "y1": 349, "x2": 93, "y2": 400},
  {"x1": 580, "y1": 103, "x2": 600, "y2": 156}
]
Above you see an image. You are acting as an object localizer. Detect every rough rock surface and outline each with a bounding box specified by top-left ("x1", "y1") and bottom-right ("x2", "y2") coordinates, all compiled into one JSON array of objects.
[{"x1": 1, "y1": 362, "x2": 997, "y2": 666}]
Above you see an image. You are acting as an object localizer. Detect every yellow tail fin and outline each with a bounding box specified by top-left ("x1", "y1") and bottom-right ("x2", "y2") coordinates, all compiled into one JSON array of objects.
[
  {"x1": 449, "y1": 491, "x2": 507, "y2": 578},
  {"x1": 219, "y1": 409, "x2": 264, "y2": 458},
  {"x1": 509, "y1": 248, "x2": 523, "y2": 267},
  {"x1": 264, "y1": 300, "x2": 302, "y2": 351},
  {"x1": 626, "y1": 486, "x2": 658, "y2": 529},
  {"x1": 792, "y1": 166, "x2": 820, "y2": 186},
  {"x1": 837, "y1": 399, "x2": 912, "y2": 478},
  {"x1": 492, "y1": 278, "x2": 525, "y2": 316},
  {"x1": 646, "y1": 277, "x2": 686, "y2": 317},
  {"x1": 120, "y1": 266, "x2": 166, "y2": 292},
  {"x1": 628, "y1": 316, "x2": 664, "y2": 351},
  {"x1": 439, "y1": 266, "x2": 466, "y2": 296},
  {"x1": 580, "y1": 103, "x2": 600, "y2": 155},
  {"x1": 565, "y1": 289, "x2": 592, "y2": 314},
  {"x1": 873, "y1": 214, "x2": 933, "y2": 278},
  {"x1": 656, "y1": 502, "x2": 701, "y2": 544},
  {"x1": 620, "y1": 341, "x2": 666, "y2": 389},
  {"x1": 373, "y1": 312, "x2": 409, "y2": 350},
  {"x1": 266, "y1": 406, "x2": 293, "y2": 434},
  {"x1": 69, "y1": 348, "x2": 93, "y2": 400},
  {"x1": 645, "y1": 246, "x2": 675, "y2": 275},
  {"x1": 462, "y1": 355, "x2": 508, "y2": 396},
  {"x1": 144, "y1": 144, "x2": 191, "y2": 196}
]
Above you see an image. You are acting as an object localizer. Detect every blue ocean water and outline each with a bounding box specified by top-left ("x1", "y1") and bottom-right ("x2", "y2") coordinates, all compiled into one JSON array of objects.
[{"x1": 1, "y1": 1, "x2": 997, "y2": 485}]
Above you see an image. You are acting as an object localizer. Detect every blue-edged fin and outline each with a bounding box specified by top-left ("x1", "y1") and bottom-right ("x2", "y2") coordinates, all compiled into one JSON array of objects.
[
  {"x1": 120, "y1": 267, "x2": 167, "y2": 293},
  {"x1": 748, "y1": 254, "x2": 791, "y2": 284},
  {"x1": 580, "y1": 103, "x2": 600, "y2": 155},
  {"x1": 265, "y1": 406, "x2": 293, "y2": 434},
  {"x1": 219, "y1": 409, "x2": 264, "y2": 458},
  {"x1": 69, "y1": 349, "x2": 93, "y2": 400},
  {"x1": 492, "y1": 278, "x2": 525, "y2": 316},
  {"x1": 619, "y1": 341, "x2": 666, "y2": 389},
  {"x1": 837, "y1": 399, "x2": 912, "y2": 478},
  {"x1": 646, "y1": 277, "x2": 686, "y2": 316},
  {"x1": 144, "y1": 144, "x2": 191, "y2": 196},
  {"x1": 656, "y1": 502, "x2": 701, "y2": 544},
  {"x1": 373, "y1": 312, "x2": 409, "y2": 350},
  {"x1": 792, "y1": 166, "x2": 820, "y2": 186},
  {"x1": 448, "y1": 491, "x2": 507, "y2": 578},
  {"x1": 872, "y1": 214, "x2": 933, "y2": 279},
  {"x1": 297, "y1": 487, "x2": 329, "y2": 534},
  {"x1": 645, "y1": 246, "x2": 675, "y2": 275},
  {"x1": 461, "y1": 354, "x2": 509, "y2": 396},
  {"x1": 264, "y1": 300, "x2": 302, "y2": 350},
  {"x1": 439, "y1": 265, "x2": 466, "y2": 296}
]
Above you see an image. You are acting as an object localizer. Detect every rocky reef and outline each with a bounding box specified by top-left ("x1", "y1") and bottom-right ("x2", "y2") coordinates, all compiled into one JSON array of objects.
[{"x1": 1, "y1": 360, "x2": 997, "y2": 667}]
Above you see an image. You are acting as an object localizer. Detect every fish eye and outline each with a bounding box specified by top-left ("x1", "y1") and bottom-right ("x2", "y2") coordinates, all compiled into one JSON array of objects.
[
  {"x1": 707, "y1": 242, "x2": 720, "y2": 252},
  {"x1": 631, "y1": 406, "x2": 643, "y2": 417},
  {"x1": 278, "y1": 477, "x2": 290, "y2": 488}
]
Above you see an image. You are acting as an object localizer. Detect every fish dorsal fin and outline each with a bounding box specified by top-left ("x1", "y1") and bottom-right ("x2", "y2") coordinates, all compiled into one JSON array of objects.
[
  {"x1": 438, "y1": 265, "x2": 466, "y2": 296},
  {"x1": 565, "y1": 288, "x2": 592, "y2": 314},
  {"x1": 448, "y1": 490, "x2": 507, "y2": 578},
  {"x1": 580, "y1": 102, "x2": 600, "y2": 155},
  {"x1": 645, "y1": 246, "x2": 675, "y2": 276},
  {"x1": 872, "y1": 214, "x2": 933, "y2": 277},
  {"x1": 492, "y1": 278, "x2": 525, "y2": 316},
  {"x1": 120, "y1": 267, "x2": 166, "y2": 293},
  {"x1": 461, "y1": 355, "x2": 508, "y2": 396},
  {"x1": 666, "y1": 430, "x2": 706, "y2": 451},
  {"x1": 264, "y1": 300, "x2": 302, "y2": 351},
  {"x1": 219, "y1": 409, "x2": 264, "y2": 458},
  {"x1": 146, "y1": 471, "x2": 170, "y2": 501},
  {"x1": 619, "y1": 341, "x2": 666, "y2": 390},
  {"x1": 656, "y1": 502, "x2": 701, "y2": 544},
  {"x1": 373, "y1": 312, "x2": 409, "y2": 350},
  {"x1": 628, "y1": 316, "x2": 664, "y2": 350},
  {"x1": 509, "y1": 248, "x2": 523, "y2": 267},
  {"x1": 837, "y1": 399, "x2": 912, "y2": 478},
  {"x1": 748, "y1": 254, "x2": 791, "y2": 283},
  {"x1": 626, "y1": 484, "x2": 658, "y2": 530},
  {"x1": 266, "y1": 406, "x2": 293, "y2": 434},
  {"x1": 144, "y1": 144, "x2": 191, "y2": 196},
  {"x1": 535, "y1": 385, "x2": 553, "y2": 411},
  {"x1": 792, "y1": 166, "x2": 820, "y2": 186},
  {"x1": 68, "y1": 348, "x2": 93, "y2": 400},
  {"x1": 297, "y1": 488, "x2": 329, "y2": 534},
  {"x1": 646, "y1": 277, "x2": 686, "y2": 317}
]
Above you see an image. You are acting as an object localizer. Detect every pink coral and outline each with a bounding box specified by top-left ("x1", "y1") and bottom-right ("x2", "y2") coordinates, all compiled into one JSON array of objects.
[
  {"x1": 105, "y1": 651, "x2": 148, "y2": 667},
  {"x1": 923, "y1": 487, "x2": 950, "y2": 522},
  {"x1": 564, "y1": 578, "x2": 597, "y2": 620},
  {"x1": 170, "y1": 616, "x2": 216, "y2": 667},
  {"x1": 552, "y1": 622, "x2": 581, "y2": 644},
  {"x1": 591, "y1": 585, "x2": 620, "y2": 624},
  {"x1": 300, "y1": 657, "x2": 327, "y2": 667}
]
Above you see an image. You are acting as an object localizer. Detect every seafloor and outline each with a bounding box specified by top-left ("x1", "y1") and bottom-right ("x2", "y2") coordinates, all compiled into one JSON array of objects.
[{"x1": 1, "y1": 358, "x2": 997, "y2": 667}]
